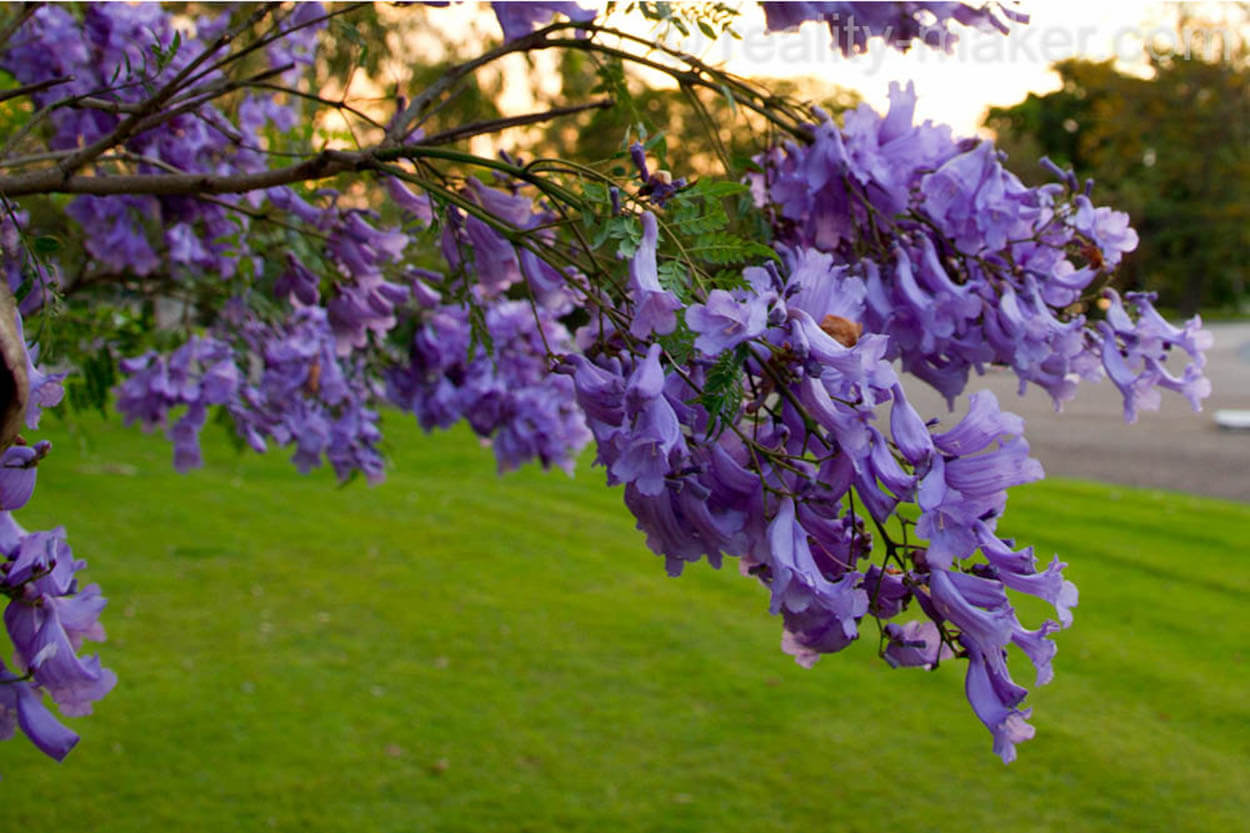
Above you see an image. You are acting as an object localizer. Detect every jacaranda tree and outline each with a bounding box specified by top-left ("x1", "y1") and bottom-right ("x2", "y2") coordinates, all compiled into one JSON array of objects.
[{"x1": 0, "y1": 2, "x2": 1213, "y2": 767}]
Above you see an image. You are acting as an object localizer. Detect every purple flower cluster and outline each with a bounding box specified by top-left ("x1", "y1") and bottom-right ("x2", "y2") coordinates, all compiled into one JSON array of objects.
[
  {"x1": 761, "y1": 2, "x2": 1026, "y2": 55},
  {"x1": 1, "y1": 516, "x2": 114, "y2": 763},
  {"x1": 265, "y1": 183, "x2": 418, "y2": 357},
  {"x1": 387, "y1": 296, "x2": 591, "y2": 475},
  {"x1": 432, "y1": 177, "x2": 582, "y2": 307},
  {"x1": 562, "y1": 226, "x2": 1074, "y2": 760},
  {"x1": 325, "y1": 212, "x2": 412, "y2": 355},
  {"x1": 116, "y1": 308, "x2": 386, "y2": 484},
  {"x1": 1, "y1": 0, "x2": 1219, "y2": 768},
  {"x1": 750, "y1": 81, "x2": 1212, "y2": 417},
  {"x1": 1, "y1": 324, "x2": 112, "y2": 765},
  {"x1": 116, "y1": 336, "x2": 241, "y2": 472},
  {"x1": 1098, "y1": 289, "x2": 1213, "y2": 423},
  {"x1": 1, "y1": 4, "x2": 330, "y2": 286},
  {"x1": 230, "y1": 306, "x2": 386, "y2": 483}
]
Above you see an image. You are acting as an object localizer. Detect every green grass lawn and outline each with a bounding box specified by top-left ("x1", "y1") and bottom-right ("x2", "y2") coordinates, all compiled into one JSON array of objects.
[{"x1": 3, "y1": 412, "x2": 1248, "y2": 832}]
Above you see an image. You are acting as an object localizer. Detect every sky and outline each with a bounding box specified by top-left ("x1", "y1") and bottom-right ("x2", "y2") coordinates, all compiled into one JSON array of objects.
[
  {"x1": 398, "y1": 2, "x2": 1243, "y2": 152},
  {"x1": 632, "y1": 1, "x2": 1229, "y2": 137}
]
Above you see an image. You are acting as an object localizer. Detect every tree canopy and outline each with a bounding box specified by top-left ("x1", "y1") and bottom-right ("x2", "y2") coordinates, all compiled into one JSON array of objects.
[{"x1": 0, "y1": 1, "x2": 1215, "y2": 769}]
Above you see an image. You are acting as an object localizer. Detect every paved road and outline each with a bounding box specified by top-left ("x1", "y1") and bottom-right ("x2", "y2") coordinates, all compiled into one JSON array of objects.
[{"x1": 900, "y1": 322, "x2": 1250, "y2": 503}]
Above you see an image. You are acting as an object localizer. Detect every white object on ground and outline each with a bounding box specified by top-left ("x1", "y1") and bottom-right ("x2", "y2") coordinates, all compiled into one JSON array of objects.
[{"x1": 1214, "y1": 409, "x2": 1250, "y2": 430}]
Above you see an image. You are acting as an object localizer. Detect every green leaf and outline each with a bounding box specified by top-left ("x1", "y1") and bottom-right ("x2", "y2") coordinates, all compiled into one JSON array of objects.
[
  {"x1": 657, "y1": 321, "x2": 694, "y2": 366},
  {"x1": 691, "y1": 180, "x2": 750, "y2": 199},
  {"x1": 668, "y1": 198, "x2": 728, "y2": 236},
  {"x1": 582, "y1": 181, "x2": 609, "y2": 204},
  {"x1": 32, "y1": 235, "x2": 61, "y2": 256},
  {"x1": 688, "y1": 232, "x2": 748, "y2": 264},
  {"x1": 698, "y1": 346, "x2": 746, "y2": 436},
  {"x1": 657, "y1": 260, "x2": 693, "y2": 303}
]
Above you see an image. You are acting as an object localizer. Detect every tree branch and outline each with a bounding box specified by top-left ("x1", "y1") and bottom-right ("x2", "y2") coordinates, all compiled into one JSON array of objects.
[
  {"x1": 0, "y1": 149, "x2": 365, "y2": 198},
  {"x1": 0, "y1": 143, "x2": 588, "y2": 204}
]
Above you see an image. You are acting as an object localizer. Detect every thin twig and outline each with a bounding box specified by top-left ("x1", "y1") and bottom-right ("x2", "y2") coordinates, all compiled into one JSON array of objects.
[
  {"x1": 247, "y1": 82, "x2": 387, "y2": 130},
  {"x1": 0, "y1": 75, "x2": 73, "y2": 104},
  {"x1": 419, "y1": 98, "x2": 614, "y2": 146},
  {"x1": 181, "y1": 2, "x2": 370, "y2": 92},
  {"x1": 53, "y1": 3, "x2": 280, "y2": 178},
  {"x1": 383, "y1": 22, "x2": 581, "y2": 146},
  {"x1": 0, "y1": 148, "x2": 74, "y2": 170}
]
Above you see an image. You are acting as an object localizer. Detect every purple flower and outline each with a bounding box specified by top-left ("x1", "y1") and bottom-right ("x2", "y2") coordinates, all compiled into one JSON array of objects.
[
  {"x1": 4, "y1": 600, "x2": 117, "y2": 717},
  {"x1": 0, "y1": 442, "x2": 49, "y2": 511},
  {"x1": 685, "y1": 289, "x2": 768, "y2": 356},
  {"x1": 765, "y1": 497, "x2": 866, "y2": 625},
  {"x1": 883, "y1": 620, "x2": 953, "y2": 669},
  {"x1": 964, "y1": 646, "x2": 1035, "y2": 764},
  {"x1": 65, "y1": 195, "x2": 161, "y2": 276},
  {"x1": 889, "y1": 384, "x2": 933, "y2": 466},
  {"x1": 627, "y1": 213, "x2": 681, "y2": 339},
  {"x1": 274, "y1": 254, "x2": 321, "y2": 306},
  {"x1": 609, "y1": 345, "x2": 684, "y2": 496},
  {"x1": 864, "y1": 564, "x2": 911, "y2": 619},
  {"x1": 386, "y1": 176, "x2": 433, "y2": 226},
  {"x1": 943, "y1": 437, "x2": 1043, "y2": 497},
  {"x1": 1072, "y1": 196, "x2": 1138, "y2": 268},
  {"x1": 1012, "y1": 620, "x2": 1061, "y2": 686},
  {"x1": 995, "y1": 555, "x2": 1078, "y2": 627},
  {"x1": 933, "y1": 390, "x2": 1024, "y2": 455},
  {"x1": 491, "y1": 2, "x2": 596, "y2": 42},
  {"x1": 0, "y1": 661, "x2": 79, "y2": 761}
]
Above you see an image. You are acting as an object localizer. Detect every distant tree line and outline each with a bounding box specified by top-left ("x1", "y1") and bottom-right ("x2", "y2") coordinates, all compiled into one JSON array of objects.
[{"x1": 987, "y1": 47, "x2": 1249, "y2": 315}]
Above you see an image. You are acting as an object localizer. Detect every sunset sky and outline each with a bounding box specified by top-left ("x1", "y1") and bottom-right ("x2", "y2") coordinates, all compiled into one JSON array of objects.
[
  {"x1": 670, "y1": 1, "x2": 1223, "y2": 137},
  {"x1": 398, "y1": 2, "x2": 1242, "y2": 151}
]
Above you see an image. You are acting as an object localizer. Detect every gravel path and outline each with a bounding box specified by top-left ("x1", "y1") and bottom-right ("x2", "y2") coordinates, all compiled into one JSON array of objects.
[{"x1": 900, "y1": 322, "x2": 1250, "y2": 503}]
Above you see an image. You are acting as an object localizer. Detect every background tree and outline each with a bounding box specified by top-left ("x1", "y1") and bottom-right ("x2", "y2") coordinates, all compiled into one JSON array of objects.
[{"x1": 986, "y1": 30, "x2": 1250, "y2": 315}]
